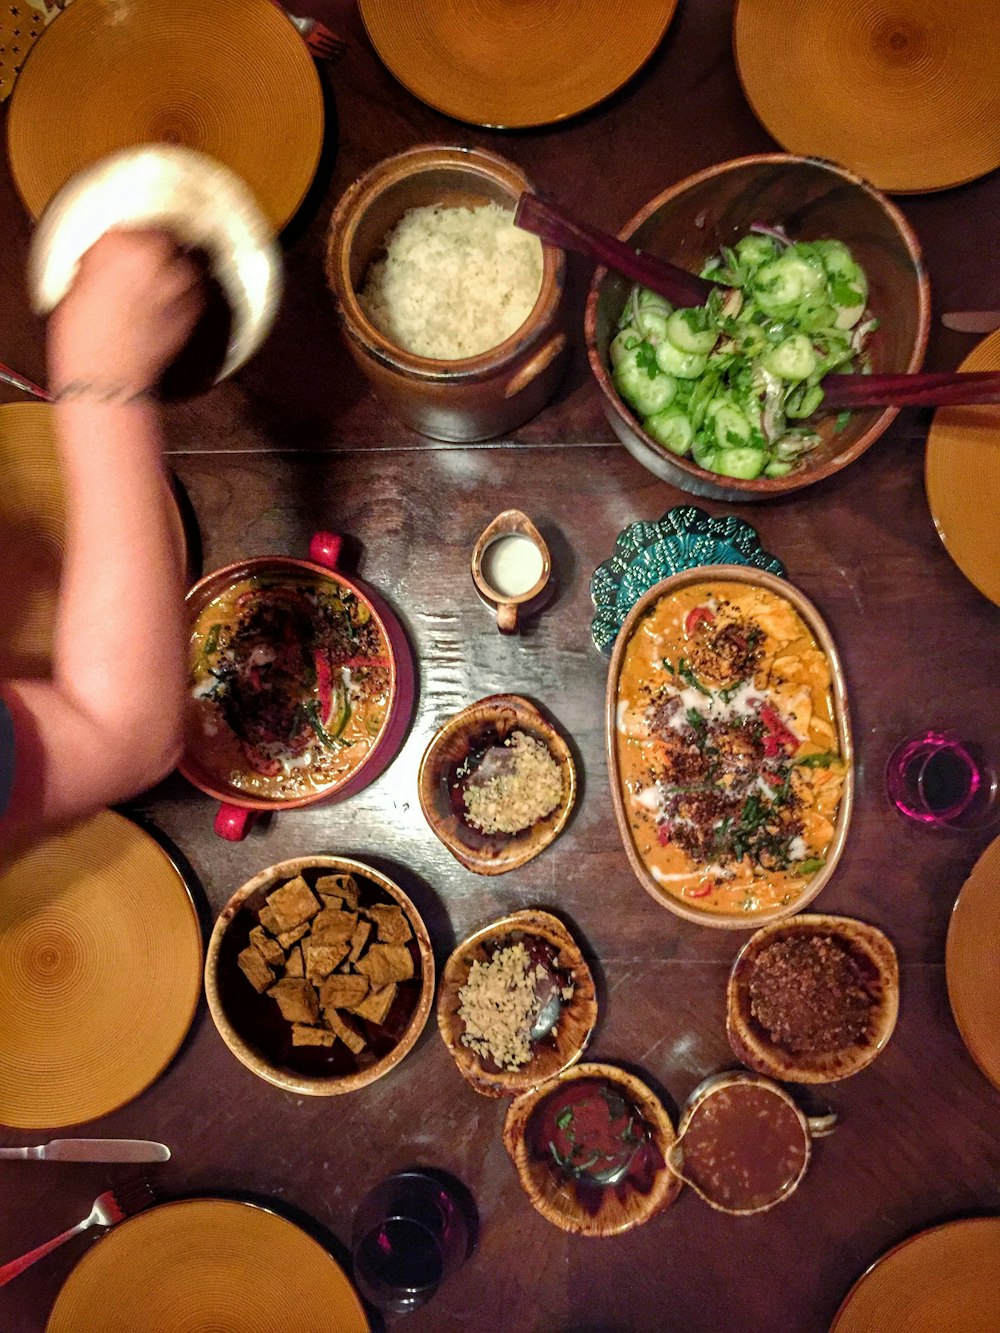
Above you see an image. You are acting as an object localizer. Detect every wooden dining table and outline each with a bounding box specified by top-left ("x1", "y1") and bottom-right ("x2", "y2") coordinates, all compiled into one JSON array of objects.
[{"x1": 2, "y1": 1, "x2": 999, "y2": 1329}]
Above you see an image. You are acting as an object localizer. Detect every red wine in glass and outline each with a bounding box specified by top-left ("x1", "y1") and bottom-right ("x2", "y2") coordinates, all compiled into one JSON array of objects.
[
  {"x1": 886, "y1": 732, "x2": 997, "y2": 829},
  {"x1": 351, "y1": 1169, "x2": 473, "y2": 1316}
]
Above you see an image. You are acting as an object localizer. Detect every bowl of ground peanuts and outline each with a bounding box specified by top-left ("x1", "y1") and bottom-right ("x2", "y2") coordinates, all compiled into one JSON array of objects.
[{"x1": 417, "y1": 694, "x2": 577, "y2": 876}]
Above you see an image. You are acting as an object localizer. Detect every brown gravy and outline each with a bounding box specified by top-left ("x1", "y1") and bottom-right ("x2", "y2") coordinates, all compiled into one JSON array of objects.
[{"x1": 680, "y1": 1082, "x2": 807, "y2": 1212}]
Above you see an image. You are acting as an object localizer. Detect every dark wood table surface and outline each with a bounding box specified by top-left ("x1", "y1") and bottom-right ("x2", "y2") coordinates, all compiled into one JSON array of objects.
[{"x1": 2, "y1": 2, "x2": 999, "y2": 1330}]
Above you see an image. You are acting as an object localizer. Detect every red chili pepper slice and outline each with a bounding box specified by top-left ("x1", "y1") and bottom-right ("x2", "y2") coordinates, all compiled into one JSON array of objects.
[
  {"x1": 684, "y1": 606, "x2": 715, "y2": 636},
  {"x1": 759, "y1": 703, "x2": 800, "y2": 754},
  {"x1": 657, "y1": 825, "x2": 671, "y2": 846},
  {"x1": 688, "y1": 881, "x2": 713, "y2": 898},
  {"x1": 335, "y1": 656, "x2": 391, "y2": 670}
]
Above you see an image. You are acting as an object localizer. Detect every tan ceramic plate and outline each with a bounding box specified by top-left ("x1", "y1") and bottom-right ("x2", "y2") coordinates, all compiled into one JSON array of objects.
[
  {"x1": 7, "y1": 0, "x2": 323, "y2": 230},
  {"x1": 437, "y1": 909, "x2": 598, "y2": 1098},
  {"x1": 418, "y1": 694, "x2": 576, "y2": 876},
  {"x1": 205, "y1": 856, "x2": 434, "y2": 1096},
  {"x1": 606, "y1": 567, "x2": 854, "y2": 929},
  {"x1": 357, "y1": 0, "x2": 677, "y2": 128},
  {"x1": 0, "y1": 403, "x2": 188, "y2": 679},
  {"x1": 831, "y1": 1216, "x2": 1000, "y2": 1332},
  {"x1": 733, "y1": 0, "x2": 1000, "y2": 193},
  {"x1": 0, "y1": 812, "x2": 202, "y2": 1129},
  {"x1": 925, "y1": 330, "x2": 1000, "y2": 607},
  {"x1": 727, "y1": 913, "x2": 899, "y2": 1083},
  {"x1": 502, "y1": 1062, "x2": 682, "y2": 1237},
  {"x1": 46, "y1": 1199, "x2": 369, "y2": 1333},
  {"x1": 946, "y1": 835, "x2": 1000, "y2": 1091}
]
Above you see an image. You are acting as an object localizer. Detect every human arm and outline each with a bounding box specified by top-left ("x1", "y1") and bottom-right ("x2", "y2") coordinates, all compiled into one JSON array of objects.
[{"x1": 0, "y1": 230, "x2": 203, "y2": 842}]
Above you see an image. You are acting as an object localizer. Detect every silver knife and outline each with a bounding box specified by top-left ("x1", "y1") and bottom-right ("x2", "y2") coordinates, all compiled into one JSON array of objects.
[
  {"x1": 941, "y1": 310, "x2": 1000, "y2": 334},
  {"x1": 0, "y1": 1139, "x2": 170, "y2": 1162}
]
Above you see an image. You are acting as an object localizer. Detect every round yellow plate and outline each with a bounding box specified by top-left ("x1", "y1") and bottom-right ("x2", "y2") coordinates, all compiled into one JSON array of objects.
[
  {"x1": 6, "y1": 0, "x2": 323, "y2": 230},
  {"x1": 946, "y1": 835, "x2": 1000, "y2": 1091},
  {"x1": 47, "y1": 1199, "x2": 370, "y2": 1333},
  {"x1": 925, "y1": 330, "x2": 1000, "y2": 606},
  {"x1": 0, "y1": 402, "x2": 189, "y2": 679},
  {"x1": 358, "y1": 0, "x2": 677, "y2": 128},
  {"x1": 0, "y1": 811, "x2": 202, "y2": 1129},
  {"x1": 832, "y1": 1217, "x2": 1000, "y2": 1331},
  {"x1": 733, "y1": 0, "x2": 1000, "y2": 193}
]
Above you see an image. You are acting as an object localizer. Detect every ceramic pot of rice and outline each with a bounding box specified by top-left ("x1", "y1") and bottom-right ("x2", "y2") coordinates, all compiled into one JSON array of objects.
[{"x1": 326, "y1": 144, "x2": 568, "y2": 442}]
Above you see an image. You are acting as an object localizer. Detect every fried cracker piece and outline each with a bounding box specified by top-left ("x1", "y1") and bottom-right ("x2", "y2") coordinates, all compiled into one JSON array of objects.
[
  {"x1": 237, "y1": 945, "x2": 274, "y2": 994},
  {"x1": 366, "y1": 903, "x2": 412, "y2": 945},
  {"x1": 356, "y1": 943, "x2": 414, "y2": 985},
  {"x1": 311, "y1": 909, "x2": 358, "y2": 942},
  {"x1": 291, "y1": 1023, "x2": 336, "y2": 1048},
  {"x1": 249, "y1": 926, "x2": 285, "y2": 968},
  {"x1": 315, "y1": 873, "x2": 360, "y2": 908},
  {"x1": 318, "y1": 892, "x2": 343, "y2": 910},
  {"x1": 257, "y1": 904, "x2": 282, "y2": 935},
  {"x1": 277, "y1": 921, "x2": 310, "y2": 950},
  {"x1": 347, "y1": 919, "x2": 371, "y2": 965},
  {"x1": 268, "y1": 978, "x2": 320, "y2": 1024},
  {"x1": 304, "y1": 940, "x2": 350, "y2": 982},
  {"x1": 351, "y1": 982, "x2": 396, "y2": 1025},
  {"x1": 284, "y1": 943, "x2": 305, "y2": 978},
  {"x1": 326, "y1": 1008, "x2": 366, "y2": 1055},
  {"x1": 319, "y1": 973, "x2": 369, "y2": 1011},
  {"x1": 264, "y1": 875, "x2": 321, "y2": 933}
]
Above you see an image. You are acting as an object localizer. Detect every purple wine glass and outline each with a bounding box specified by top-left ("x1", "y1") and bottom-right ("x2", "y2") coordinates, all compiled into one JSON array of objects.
[
  {"x1": 350, "y1": 1169, "x2": 474, "y2": 1316},
  {"x1": 885, "y1": 731, "x2": 998, "y2": 829}
]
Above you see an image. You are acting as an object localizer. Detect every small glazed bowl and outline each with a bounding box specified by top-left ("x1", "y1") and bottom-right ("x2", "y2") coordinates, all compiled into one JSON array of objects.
[
  {"x1": 325, "y1": 144, "x2": 568, "y2": 442},
  {"x1": 606, "y1": 565, "x2": 854, "y2": 929},
  {"x1": 502, "y1": 1061, "x2": 682, "y2": 1237},
  {"x1": 179, "y1": 531, "x2": 415, "y2": 841},
  {"x1": 584, "y1": 153, "x2": 931, "y2": 501},
  {"x1": 437, "y1": 909, "x2": 598, "y2": 1098},
  {"x1": 418, "y1": 694, "x2": 576, "y2": 876},
  {"x1": 667, "y1": 1070, "x2": 836, "y2": 1216},
  {"x1": 204, "y1": 855, "x2": 434, "y2": 1096},
  {"x1": 727, "y1": 913, "x2": 899, "y2": 1083}
]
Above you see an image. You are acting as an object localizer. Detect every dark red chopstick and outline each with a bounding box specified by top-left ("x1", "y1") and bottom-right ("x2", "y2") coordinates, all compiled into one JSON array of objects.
[{"x1": 821, "y1": 370, "x2": 1000, "y2": 410}]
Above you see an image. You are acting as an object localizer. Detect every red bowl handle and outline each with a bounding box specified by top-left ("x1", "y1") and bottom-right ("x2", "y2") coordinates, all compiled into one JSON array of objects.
[
  {"x1": 310, "y1": 531, "x2": 343, "y2": 570},
  {"x1": 214, "y1": 803, "x2": 257, "y2": 841}
]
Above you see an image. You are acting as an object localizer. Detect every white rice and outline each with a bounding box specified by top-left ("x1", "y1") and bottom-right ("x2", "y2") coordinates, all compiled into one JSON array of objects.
[{"x1": 358, "y1": 201, "x2": 544, "y2": 360}]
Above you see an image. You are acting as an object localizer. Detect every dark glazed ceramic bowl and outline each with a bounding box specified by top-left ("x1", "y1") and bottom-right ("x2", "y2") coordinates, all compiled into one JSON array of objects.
[
  {"x1": 326, "y1": 144, "x2": 568, "y2": 442},
  {"x1": 584, "y1": 154, "x2": 931, "y2": 501}
]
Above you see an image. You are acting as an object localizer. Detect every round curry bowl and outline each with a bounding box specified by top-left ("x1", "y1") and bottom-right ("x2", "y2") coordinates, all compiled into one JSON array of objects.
[
  {"x1": 606, "y1": 565, "x2": 854, "y2": 930},
  {"x1": 325, "y1": 143, "x2": 568, "y2": 442},
  {"x1": 205, "y1": 855, "x2": 435, "y2": 1096},
  {"x1": 179, "y1": 531, "x2": 415, "y2": 840},
  {"x1": 584, "y1": 153, "x2": 931, "y2": 501}
]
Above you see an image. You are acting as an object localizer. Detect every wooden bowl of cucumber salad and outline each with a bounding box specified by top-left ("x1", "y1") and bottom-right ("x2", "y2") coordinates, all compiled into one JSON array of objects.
[{"x1": 584, "y1": 154, "x2": 930, "y2": 501}]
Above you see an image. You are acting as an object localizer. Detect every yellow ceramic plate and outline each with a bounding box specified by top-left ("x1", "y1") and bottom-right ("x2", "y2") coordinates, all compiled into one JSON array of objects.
[
  {"x1": 832, "y1": 1217, "x2": 1000, "y2": 1331},
  {"x1": 925, "y1": 330, "x2": 1000, "y2": 606},
  {"x1": 0, "y1": 811, "x2": 202, "y2": 1129},
  {"x1": 946, "y1": 835, "x2": 1000, "y2": 1091},
  {"x1": 0, "y1": 403, "x2": 188, "y2": 678},
  {"x1": 733, "y1": 0, "x2": 1000, "y2": 193},
  {"x1": 358, "y1": 0, "x2": 677, "y2": 128},
  {"x1": 7, "y1": 0, "x2": 323, "y2": 230},
  {"x1": 47, "y1": 1199, "x2": 369, "y2": 1333}
]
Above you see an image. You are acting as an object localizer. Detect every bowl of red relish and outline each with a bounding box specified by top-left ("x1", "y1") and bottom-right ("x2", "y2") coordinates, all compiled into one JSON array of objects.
[{"x1": 502, "y1": 1062, "x2": 681, "y2": 1236}]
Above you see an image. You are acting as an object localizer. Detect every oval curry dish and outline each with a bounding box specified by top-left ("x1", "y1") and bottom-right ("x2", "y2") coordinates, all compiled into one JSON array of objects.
[
  {"x1": 607, "y1": 567, "x2": 853, "y2": 928},
  {"x1": 182, "y1": 558, "x2": 396, "y2": 810}
]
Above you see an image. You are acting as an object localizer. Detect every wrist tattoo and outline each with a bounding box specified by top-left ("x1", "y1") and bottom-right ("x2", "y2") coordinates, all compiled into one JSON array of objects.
[{"x1": 52, "y1": 379, "x2": 148, "y2": 404}]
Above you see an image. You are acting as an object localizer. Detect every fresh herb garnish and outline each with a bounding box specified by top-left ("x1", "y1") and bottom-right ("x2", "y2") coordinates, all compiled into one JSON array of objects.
[
  {"x1": 795, "y1": 857, "x2": 826, "y2": 876},
  {"x1": 635, "y1": 341, "x2": 659, "y2": 379},
  {"x1": 795, "y1": 751, "x2": 839, "y2": 768},
  {"x1": 304, "y1": 700, "x2": 345, "y2": 750},
  {"x1": 555, "y1": 1107, "x2": 574, "y2": 1131},
  {"x1": 202, "y1": 623, "x2": 221, "y2": 657},
  {"x1": 677, "y1": 658, "x2": 710, "y2": 696}
]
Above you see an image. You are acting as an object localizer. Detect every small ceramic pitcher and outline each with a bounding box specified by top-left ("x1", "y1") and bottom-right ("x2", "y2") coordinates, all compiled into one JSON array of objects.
[
  {"x1": 667, "y1": 1070, "x2": 836, "y2": 1216},
  {"x1": 471, "y1": 510, "x2": 552, "y2": 635}
]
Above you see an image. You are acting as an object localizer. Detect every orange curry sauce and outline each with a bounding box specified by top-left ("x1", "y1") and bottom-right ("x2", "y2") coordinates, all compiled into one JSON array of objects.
[{"x1": 615, "y1": 581, "x2": 844, "y2": 916}]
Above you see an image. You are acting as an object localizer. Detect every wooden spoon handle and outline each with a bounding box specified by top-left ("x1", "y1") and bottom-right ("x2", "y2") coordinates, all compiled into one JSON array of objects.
[
  {"x1": 514, "y1": 193, "x2": 716, "y2": 309},
  {"x1": 820, "y1": 370, "x2": 1000, "y2": 410}
]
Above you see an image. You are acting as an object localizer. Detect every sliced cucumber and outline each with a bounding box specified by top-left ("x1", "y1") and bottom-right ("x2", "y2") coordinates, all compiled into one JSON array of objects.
[
  {"x1": 644, "y1": 407, "x2": 693, "y2": 455},
  {"x1": 753, "y1": 254, "x2": 823, "y2": 314},
  {"x1": 713, "y1": 445, "x2": 767, "y2": 479},
  {"x1": 609, "y1": 329, "x2": 641, "y2": 367},
  {"x1": 762, "y1": 334, "x2": 818, "y2": 382},
  {"x1": 692, "y1": 437, "x2": 719, "y2": 471},
  {"x1": 614, "y1": 351, "x2": 677, "y2": 415},
  {"x1": 665, "y1": 307, "x2": 719, "y2": 355},
  {"x1": 634, "y1": 309, "x2": 669, "y2": 345},
  {"x1": 655, "y1": 340, "x2": 709, "y2": 379},
  {"x1": 710, "y1": 401, "x2": 752, "y2": 447},
  {"x1": 735, "y1": 233, "x2": 778, "y2": 269},
  {"x1": 764, "y1": 459, "x2": 794, "y2": 477}
]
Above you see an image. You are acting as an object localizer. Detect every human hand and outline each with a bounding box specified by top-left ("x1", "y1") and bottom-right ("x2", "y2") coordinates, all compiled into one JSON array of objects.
[{"x1": 48, "y1": 229, "x2": 205, "y2": 401}]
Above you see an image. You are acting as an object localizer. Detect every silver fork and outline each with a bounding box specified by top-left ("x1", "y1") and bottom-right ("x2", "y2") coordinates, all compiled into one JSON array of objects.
[
  {"x1": 0, "y1": 1178, "x2": 155, "y2": 1286},
  {"x1": 285, "y1": 13, "x2": 347, "y2": 61}
]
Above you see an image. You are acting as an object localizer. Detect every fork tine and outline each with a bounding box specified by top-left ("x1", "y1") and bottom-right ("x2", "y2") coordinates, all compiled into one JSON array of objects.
[{"x1": 110, "y1": 1175, "x2": 157, "y2": 1219}]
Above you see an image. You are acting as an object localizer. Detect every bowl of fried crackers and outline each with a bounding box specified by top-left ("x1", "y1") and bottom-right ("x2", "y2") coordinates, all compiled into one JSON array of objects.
[{"x1": 205, "y1": 855, "x2": 435, "y2": 1094}]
